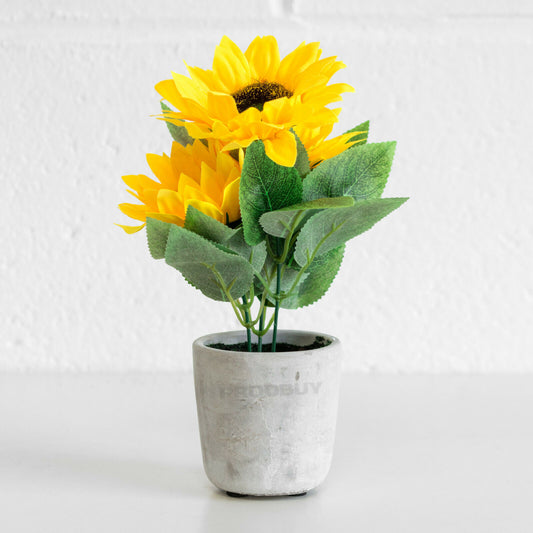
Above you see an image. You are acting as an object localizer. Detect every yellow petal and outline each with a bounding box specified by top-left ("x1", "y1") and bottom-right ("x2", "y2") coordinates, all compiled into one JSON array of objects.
[
  {"x1": 222, "y1": 138, "x2": 256, "y2": 151},
  {"x1": 116, "y1": 223, "x2": 146, "y2": 234},
  {"x1": 145, "y1": 212, "x2": 184, "y2": 226},
  {"x1": 216, "y1": 150, "x2": 240, "y2": 183},
  {"x1": 245, "y1": 35, "x2": 280, "y2": 80},
  {"x1": 122, "y1": 174, "x2": 160, "y2": 193},
  {"x1": 200, "y1": 161, "x2": 223, "y2": 203},
  {"x1": 177, "y1": 173, "x2": 201, "y2": 198},
  {"x1": 155, "y1": 79, "x2": 181, "y2": 108},
  {"x1": 303, "y1": 82, "x2": 354, "y2": 108},
  {"x1": 146, "y1": 153, "x2": 178, "y2": 189},
  {"x1": 156, "y1": 189, "x2": 185, "y2": 218},
  {"x1": 212, "y1": 36, "x2": 251, "y2": 93},
  {"x1": 183, "y1": 184, "x2": 210, "y2": 205},
  {"x1": 171, "y1": 71, "x2": 207, "y2": 106},
  {"x1": 277, "y1": 42, "x2": 321, "y2": 85},
  {"x1": 207, "y1": 91, "x2": 239, "y2": 122},
  {"x1": 263, "y1": 130, "x2": 297, "y2": 167},
  {"x1": 221, "y1": 177, "x2": 241, "y2": 223},
  {"x1": 186, "y1": 62, "x2": 221, "y2": 92},
  {"x1": 262, "y1": 97, "x2": 295, "y2": 126},
  {"x1": 186, "y1": 199, "x2": 224, "y2": 223},
  {"x1": 118, "y1": 203, "x2": 148, "y2": 222}
]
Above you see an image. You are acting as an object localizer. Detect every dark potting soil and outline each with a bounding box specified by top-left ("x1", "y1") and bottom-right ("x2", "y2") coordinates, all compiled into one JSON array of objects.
[{"x1": 207, "y1": 336, "x2": 331, "y2": 353}]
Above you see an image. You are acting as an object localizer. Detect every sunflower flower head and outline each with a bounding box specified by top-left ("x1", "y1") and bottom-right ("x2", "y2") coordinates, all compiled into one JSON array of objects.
[
  {"x1": 156, "y1": 36, "x2": 354, "y2": 167},
  {"x1": 118, "y1": 139, "x2": 242, "y2": 233}
]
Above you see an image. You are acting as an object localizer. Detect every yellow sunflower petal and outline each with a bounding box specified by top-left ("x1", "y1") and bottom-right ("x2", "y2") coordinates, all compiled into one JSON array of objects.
[
  {"x1": 118, "y1": 203, "x2": 148, "y2": 222},
  {"x1": 185, "y1": 62, "x2": 218, "y2": 91},
  {"x1": 122, "y1": 174, "x2": 160, "y2": 193},
  {"x1": 262, "y1": 97, "x2": 295, "y2": 126},
  {"x1": 307, "y1": 132, "x2": 355, "y2": 166},
  {"x1": 221, "y1": 177, "x2": 241, "y2": 223},
  {"x1": 171, "y1": 71, "x2": 207, "y2": 106},
  {"x1": 155, "y1": 79, "x2": 181, "y2": 108},
  {"x1": 200, "y1": 161, "x2": 223, "y2": 203},
  {"x1": 178, "y1": 174, "x2": 201, "y2": 198},
  {"x1": 116, "y1": 223, "x2": 146, "y2": 234},
  {"x1": 216, "y1": 150, "x2": 240, "y2": 183},
  {"x1": 277, "y1": 41, "x2": 321, "y2": 88},
  {"x1": 145, "y1": 212, "x2": 184, "y2": 226},
  {"x1": 146, "y1": 153, "x2": 178, "y2": 189},
  {"x1": 303, "y1": 82, "x2": 354, "y2": 108},
  {"x1": 245, "y1": 35, "x2": 280, "y2": 80},
  {"x1": 157, "y1": 189, "x2": 185, "y2": 218},
  {"x1": 212, "y1": 36, "x2": 251, "y2": 93},
  {"x1": 263, "y1": 130, "x2": 297, "y2": 167},
  {"x1": 139, "y1": 188, "x2": 159, "y2": 211},
  {"x1": 207, "y1": 91, "x2": 239, "y2": 122},
  {"x1": 187, "y1": 199, "x2": 225, "y2": 223},
  {"x1": 222, "y1": 138, "x2": 256, "y2": 152}
]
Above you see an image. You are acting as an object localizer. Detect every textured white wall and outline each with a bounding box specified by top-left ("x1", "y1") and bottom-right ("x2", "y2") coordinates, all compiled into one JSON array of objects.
[{"x1": 1, "y1": 0, "x2": 532, "y2": 372}]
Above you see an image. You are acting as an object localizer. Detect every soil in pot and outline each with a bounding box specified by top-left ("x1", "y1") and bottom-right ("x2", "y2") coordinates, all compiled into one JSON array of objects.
[{"x1": 207, "y1": 336, "x2": 331, "y2": 353}]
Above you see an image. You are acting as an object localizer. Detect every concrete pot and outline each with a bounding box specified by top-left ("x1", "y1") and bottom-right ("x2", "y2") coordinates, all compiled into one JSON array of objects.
[{"x1": 192, "y1": 330, "x2": 342, "y2": 496}]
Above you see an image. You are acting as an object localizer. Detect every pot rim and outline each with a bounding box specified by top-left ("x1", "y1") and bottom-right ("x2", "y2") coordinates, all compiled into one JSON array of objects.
[{"x1": 193, "y1": 329, "x2": 340, "y2": 356}]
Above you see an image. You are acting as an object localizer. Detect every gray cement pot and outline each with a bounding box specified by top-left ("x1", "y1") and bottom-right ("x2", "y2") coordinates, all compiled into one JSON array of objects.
[{"x1": 192, "y1": 330, "x2": 342, "y2": 496}]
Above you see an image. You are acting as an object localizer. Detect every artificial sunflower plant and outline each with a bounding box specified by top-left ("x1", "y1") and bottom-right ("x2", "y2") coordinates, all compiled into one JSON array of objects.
[{"x1": 119, "y1": 36, "x2": 408, "y2": 352}]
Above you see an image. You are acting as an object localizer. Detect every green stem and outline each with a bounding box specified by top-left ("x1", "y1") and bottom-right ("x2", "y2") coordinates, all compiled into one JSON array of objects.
[
  {"x1": 271, "y1": 261, "x2": 282, "y2": 352},
  {"x1": 242, "y1": 296, "x2": 252, "y2": 352},
  {"x1": 257, "y1": 308, "x2": 265, "y2": 352}
]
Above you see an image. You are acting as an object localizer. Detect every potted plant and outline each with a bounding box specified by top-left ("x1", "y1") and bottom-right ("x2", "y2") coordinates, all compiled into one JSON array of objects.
[{"x1": 118, "y1": 36, "x2": 408, "y2": 497}]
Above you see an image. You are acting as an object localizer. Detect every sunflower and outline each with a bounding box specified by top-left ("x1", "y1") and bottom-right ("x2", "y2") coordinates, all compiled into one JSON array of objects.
[
  {"x1": 156, "y1": 36, "x2": 354, "y2": 167},
  {"x1": 118, "y1": 139, "x2": 242, "y2": 234}
]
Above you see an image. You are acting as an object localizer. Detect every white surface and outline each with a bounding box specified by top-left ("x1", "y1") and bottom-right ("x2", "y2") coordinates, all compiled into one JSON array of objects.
[
  {"x1": 1, "y1": 0, "x2": 533, "y2": 372},
  {"x1": 1, "y1": 373, "x2": 532, "y2": 532}
]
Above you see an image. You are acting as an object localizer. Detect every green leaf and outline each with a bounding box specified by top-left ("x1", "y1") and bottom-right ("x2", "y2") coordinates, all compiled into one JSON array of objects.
[
  {"x1": 239, "y1": 140, "x2": 303, "y2": 246},
  {"x1": 160, "y1": 102, "x2": 194, "y2": 147},
  {"x1": 184, "y1": 205, "x2": 235, "y2": 243},
  {"x1": 259, "y1": 196, "x2": 355, "y2": 239},
  {"x1": 225, "y1": 228, "x2": 267, "y2": 275},
  {"x1": 293, "y1": 131, "x2": 311, "y2": 177},
  {"x1": 344, "y1": 120, "x2": 369, "y2": 146},
  {"x1": 294, "y1": 197, "x2": 408, "y2": 267},
  {"x1": 282, "y1": 245, "x2": 345, "y2": 309},
  {"x1": 303, "y1": 141, "x2": 396, "y2": 202},
  {"x1": 165, "y1": 225, "x2": 253, "y2": 301},
  {"x1": 146, "y1": 217, "x2": 172, "y2": 259}
]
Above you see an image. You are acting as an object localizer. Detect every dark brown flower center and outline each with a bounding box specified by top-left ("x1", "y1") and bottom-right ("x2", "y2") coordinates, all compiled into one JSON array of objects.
[{"x1": 232, "y1": 81, "x2": 292, "y2": 113}]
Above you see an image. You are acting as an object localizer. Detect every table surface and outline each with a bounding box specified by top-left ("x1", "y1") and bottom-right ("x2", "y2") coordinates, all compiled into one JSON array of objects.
[{"x1": 1, "y1": 373, "x2": 532, "y2": 533}]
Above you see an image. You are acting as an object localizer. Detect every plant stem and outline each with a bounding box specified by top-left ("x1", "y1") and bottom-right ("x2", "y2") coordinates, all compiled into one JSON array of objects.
[
  {"x1": 242, "y1": 296, "x2": 252, "y2": 352},
  {"x1": 257, "y1": 308, "x2": 265, "y2": 352},
  {"x1": 271, "y1": 261, "x2": 282, "y2": 352}
]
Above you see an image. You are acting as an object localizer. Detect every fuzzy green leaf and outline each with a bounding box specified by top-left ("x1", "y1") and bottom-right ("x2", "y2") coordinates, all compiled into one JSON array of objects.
[
  {"x1": 294, "y1": 132, "x2": 311, "y2": 177},
  {"x1": 146, "y1": 217, "x2": 172, "y2": 259},
  {"x1": 160, "y1": 102, "x2": 194, "y2": 147},
  {"x1": 303, "y1": 141, "x2": 396, "y2": 202},
  {"x1": 344, "y1": 120, "x2": 369, "y2": 146},
  {"x1": 282, "y1": 245, "x2": 345, "y2": 309},
  {"x1": 259, "y1": 196, "x2": 355, "y2": 239},
  {"x1": 239, "y1": 140, "x2": 303, "y2": 246},
  {"x1": 184, "y1": 205, "x2": 235, "y2": 243},
  {"x1": 225, "y1": 228, "x2": 267, "y2": 275},
  {"x1": 294, "y1": 197, "x2": 408, "y2": 267},
  {"x1": 165, "y1": 225, "x2": 253, "y2": 301}
]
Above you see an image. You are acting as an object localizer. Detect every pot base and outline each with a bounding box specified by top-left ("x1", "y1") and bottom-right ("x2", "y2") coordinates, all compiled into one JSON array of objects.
[{"x1": 226, "y1": 491, "x2": 308, "y2": 498}]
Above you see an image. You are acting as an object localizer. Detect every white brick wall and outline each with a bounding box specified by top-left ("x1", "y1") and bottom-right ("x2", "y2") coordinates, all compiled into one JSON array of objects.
[{"x1": 1, "y1": 0, "x2": 532, "y2": 372}]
